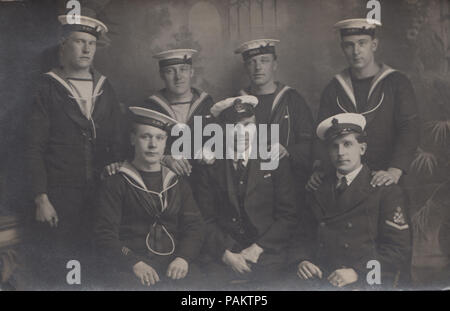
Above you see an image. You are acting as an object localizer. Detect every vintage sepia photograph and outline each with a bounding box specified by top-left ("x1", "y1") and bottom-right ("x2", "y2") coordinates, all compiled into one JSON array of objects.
[{"x1": 0, "y1": 0, "x2": 449, "y2": 296}]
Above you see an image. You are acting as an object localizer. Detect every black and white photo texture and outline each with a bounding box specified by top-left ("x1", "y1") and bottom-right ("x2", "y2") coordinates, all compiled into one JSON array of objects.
[{"x1": 0, "y1": 0, "x2": 449, "y2": 291}]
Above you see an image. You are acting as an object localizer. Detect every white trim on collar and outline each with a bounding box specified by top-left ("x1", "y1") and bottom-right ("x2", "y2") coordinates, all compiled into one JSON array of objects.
[
  {"x1": 148, "y1": 94, "x2": 178, "y2": 119},
  {"x1": 335, "y1": 73, "x2": 356, "y2": 109}
]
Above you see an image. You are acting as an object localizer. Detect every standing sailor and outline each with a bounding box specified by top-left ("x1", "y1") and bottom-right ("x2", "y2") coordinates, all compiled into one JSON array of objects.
[
  {"x1": 25, "y1": 11, "x2": 125, "y2": 288},
  {"x1": 93, "y1": 107, "x2": 205, "y2": 290},
  {"x1": 307, "y1": 19, "x2": 419, "y2": 191},
  {"x1": 234, "y1": 39, "x2": 314, "y2": 189},
  {"x1": 142, "y1": 49, "x2": 215, "y2": 178}
]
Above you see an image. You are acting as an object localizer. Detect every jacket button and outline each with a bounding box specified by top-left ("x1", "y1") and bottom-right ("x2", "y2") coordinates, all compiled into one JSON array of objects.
[
  {"x1": 320, "y1": 222, "x2": 326, "y2": 227},
  {"x1": 344, "y1": 243, "x2": 350, "y2": 249},
  {"x1": 239, "y1": 181, "x2": 244, "y2": 185},
  {"x1": 319, "y1": 243, "x2": 324, "y2": 248},
  {"x1": 347, "y1": 222, "x2": 353, "y2": 229},
  {"x1": 232, "y1": 218, "x2": 237, "y2": 222}
]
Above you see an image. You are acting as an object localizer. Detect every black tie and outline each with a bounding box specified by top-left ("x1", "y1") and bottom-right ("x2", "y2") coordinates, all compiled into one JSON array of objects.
[
  {"x1": 336, "y1": 176, "x2": 348, "y2": 195},
  {"x1": 236, "y1": 159, "x2": 246, "y2": 174}
]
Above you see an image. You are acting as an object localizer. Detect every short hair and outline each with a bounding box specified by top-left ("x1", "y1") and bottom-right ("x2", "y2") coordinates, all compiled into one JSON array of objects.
[
  {"x1": 159, "y1": 63, "x2": 192, "y2": 73},
  {"x1": 355, "y1": 131, "x2": 368, "y2": 144},
  {"x1": 244, "y1": 53, "x2": 277, "y2": 64}
]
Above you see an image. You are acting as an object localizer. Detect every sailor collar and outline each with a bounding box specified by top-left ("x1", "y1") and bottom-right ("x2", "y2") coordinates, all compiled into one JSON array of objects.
[
  {"x1": 118, "y1": 161, "x2": 177, "y2": 193},
  {"x1": 334, "y1": 63, "x2": 397, "y2": 109}
]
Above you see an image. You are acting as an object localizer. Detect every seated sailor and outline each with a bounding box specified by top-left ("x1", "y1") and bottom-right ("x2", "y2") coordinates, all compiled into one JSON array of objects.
[
  {"x1": 291, "y1": 113, "x2": 411, "y2": 289},
  {"x1": 196, "y1": 96, "x2": 298, "y2": 289},
  {"x1": 93, "y1": 107, "x2": 205, "y2": 289}
]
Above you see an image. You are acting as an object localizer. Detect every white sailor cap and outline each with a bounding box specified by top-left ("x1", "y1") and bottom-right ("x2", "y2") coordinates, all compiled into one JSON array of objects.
[
  {"x1": 210, "y1": 96, "x2": 258, "y2": 122},
  {"x1": 153, "y1": 49, "x2": 197, "y2": 68},
  {"x1": 129, "y1": 106, "x2": 178, "y2": 133},
  {"x1": 334, "y1": 18, "x2": 382, "y2": 38},
  {"x1": 234, "y1": 39, "x2": 280, "y2": 61},
  {"x1": 58, "y1": 14, "x2": 108, "y2": 39},
  {"x1": 316, "y1": 113, "x2": 366, "y2": 141}
]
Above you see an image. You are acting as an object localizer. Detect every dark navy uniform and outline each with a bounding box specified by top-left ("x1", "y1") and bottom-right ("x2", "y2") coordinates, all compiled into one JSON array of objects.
[
  {"x1": 239, "y1": 83, "x2": 314, "y2": 187},
  {"x1": 314, "y1": 64, "x2": 419, "y2": 173},
  {"x1": 196, "y1": 157, "x2": 297, "y2": 288},
  {"x1": 144, "y1": 88, "x2": 214, "y2": 129},
  {"x1": 291, "y1": 165, "x2": 411, "y2": 289},
  {"x1": 142, "y1": 87, "x2": 215, "y2": 200},
  {"x1": 25, "y1": 68, "x2": 125, "y2": 288},
  {"x1": 26, "y1": 68, "x2": 125, "y2": 198},
  {"x1": 93, "y1": 162, "x2": 205, "y2": 289}
]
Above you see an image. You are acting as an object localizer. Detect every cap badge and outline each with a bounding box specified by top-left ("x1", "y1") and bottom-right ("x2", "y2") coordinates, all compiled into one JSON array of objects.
[
  {"x1": 393, "y1": 207, "x2": 406, "y2": 225},
  {"x1": 234, "y1": 99, "x2": 245, "y2": 113}
]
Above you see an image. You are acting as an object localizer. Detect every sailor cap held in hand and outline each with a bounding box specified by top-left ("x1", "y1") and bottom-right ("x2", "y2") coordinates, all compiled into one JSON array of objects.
[
  {"x1": 334, "y1": 18, "x2": 382, "y2": 38},
  {"x1": 153, "y1": 49, "x2": 197, "y2": 68},
  {"x1": 317, "y1": 113, "x2": 366, "y2": 141},
  {"x1": 211, "y1": 96, "x2": 258, "y2": 122},
  {"x1": 129, "y1": 106, "x2": 178, "y2": 133},
  {"x1": 58, "y1": 13, "x2": 108, "y2": 39},
  {"x1": 234, "y1": 39, "x2": 280, "y2": 61}
]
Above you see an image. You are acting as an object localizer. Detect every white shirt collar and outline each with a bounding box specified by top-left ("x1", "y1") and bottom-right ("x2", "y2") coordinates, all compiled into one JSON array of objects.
[
  {"x1": 336, "y1": 165, "x2": 363, "y2": 186},
  {"x1": 230, "y1": 145, "x2": 252, "y2": 168}
]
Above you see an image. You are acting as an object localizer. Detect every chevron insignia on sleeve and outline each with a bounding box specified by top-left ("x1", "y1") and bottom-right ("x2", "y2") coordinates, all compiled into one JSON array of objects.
[
  {"x1": 386, "y1": 206, "x2": 409, "y2": 230},
  {"x1": 385, "y1": 220, "x2": 409, "y2": 230}
]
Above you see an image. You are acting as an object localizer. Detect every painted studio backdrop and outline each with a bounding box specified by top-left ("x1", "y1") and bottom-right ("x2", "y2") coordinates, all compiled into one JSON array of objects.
[{"x1": 0, "y1": 0, "x2": 449, "y2": 287}]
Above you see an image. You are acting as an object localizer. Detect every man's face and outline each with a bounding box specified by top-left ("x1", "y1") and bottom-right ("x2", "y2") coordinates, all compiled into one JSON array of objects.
[
  {"x1": 60, "y1": 31, "x2": 97, "y2": 70},
  {"x1": 328, "y1": 133, "x2": 366, "y2": 174},
  {"x1": 160, "y1": 64, "x2": 194, "y2": 96},
  {"x1": 232, "y1": 115, "x2": 257, "y2": 152},
  {"x1": 341, "y1": 35, "x2": 378, "y2": 70},
  {"x1": 245, "y1": 54, "x2": 277, "y2": 87},
  {"x1": 131, "y1": 124, "x2": 167, "y2": 165}
]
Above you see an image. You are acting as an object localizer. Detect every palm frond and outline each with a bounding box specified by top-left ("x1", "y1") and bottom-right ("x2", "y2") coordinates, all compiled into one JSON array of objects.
[
  {"x1": 425, "y1": 120, "x2": 450, "y2": 145},
  {"x1": 411, "y1": 181, "x2": 449, "y2": 240},
  {"x1": 412, "y1": 199, "x2": 436, "y2": 239},
  {"x1": 410, "y1": 148, "x2": 438, "y2": 175}
]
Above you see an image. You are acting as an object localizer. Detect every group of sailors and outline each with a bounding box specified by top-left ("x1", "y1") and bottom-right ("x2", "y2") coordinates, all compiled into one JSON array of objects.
[{"x1": 24, "y1": 11, "x2": 418, "y2": 290}]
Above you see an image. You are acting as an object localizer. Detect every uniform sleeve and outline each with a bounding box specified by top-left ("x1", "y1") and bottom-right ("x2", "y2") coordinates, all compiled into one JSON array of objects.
[
  {"x1": 195, "y1": 164, "x2": 237, "y2": 259},
  {"x1": 287, "y1": 195, "x2": 318, "y2": 266},
  {"x1": 104, "y1": 81, "x2": 127, "y2": 164},
  {"x1": 201, "y1": 95, "x2": 215, "y2": 124},
  {"x1": 192, "y1": 95, "x2": 216, "y2": 158},
  {"x1": 25, "y1": 80, "x2": 50, "y2": 198},
  {"x1": 256, "y1": 158, "x2": 298, "y2": 251},
  {"x1": 93, "y1": 177, "x2": 146, "y2": 271},
  {"x1": 285, "y1": 90, "x2": 315, "y2": 182},
  {"x1": 352, "y1": 185, "x2": 411, "y2": 278},
  {"x1": 376, "y1": 185, "x2": 412, "y2": 272},
  {"x1": 389, "y1": 73, "x2": 420, "y2": 173},
  {"x1": 174, "y1": 179, "x2": 206, "y2": 263},
  {"x1": 312, "y1": 81, "x2": 338, "y2": 173}
]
